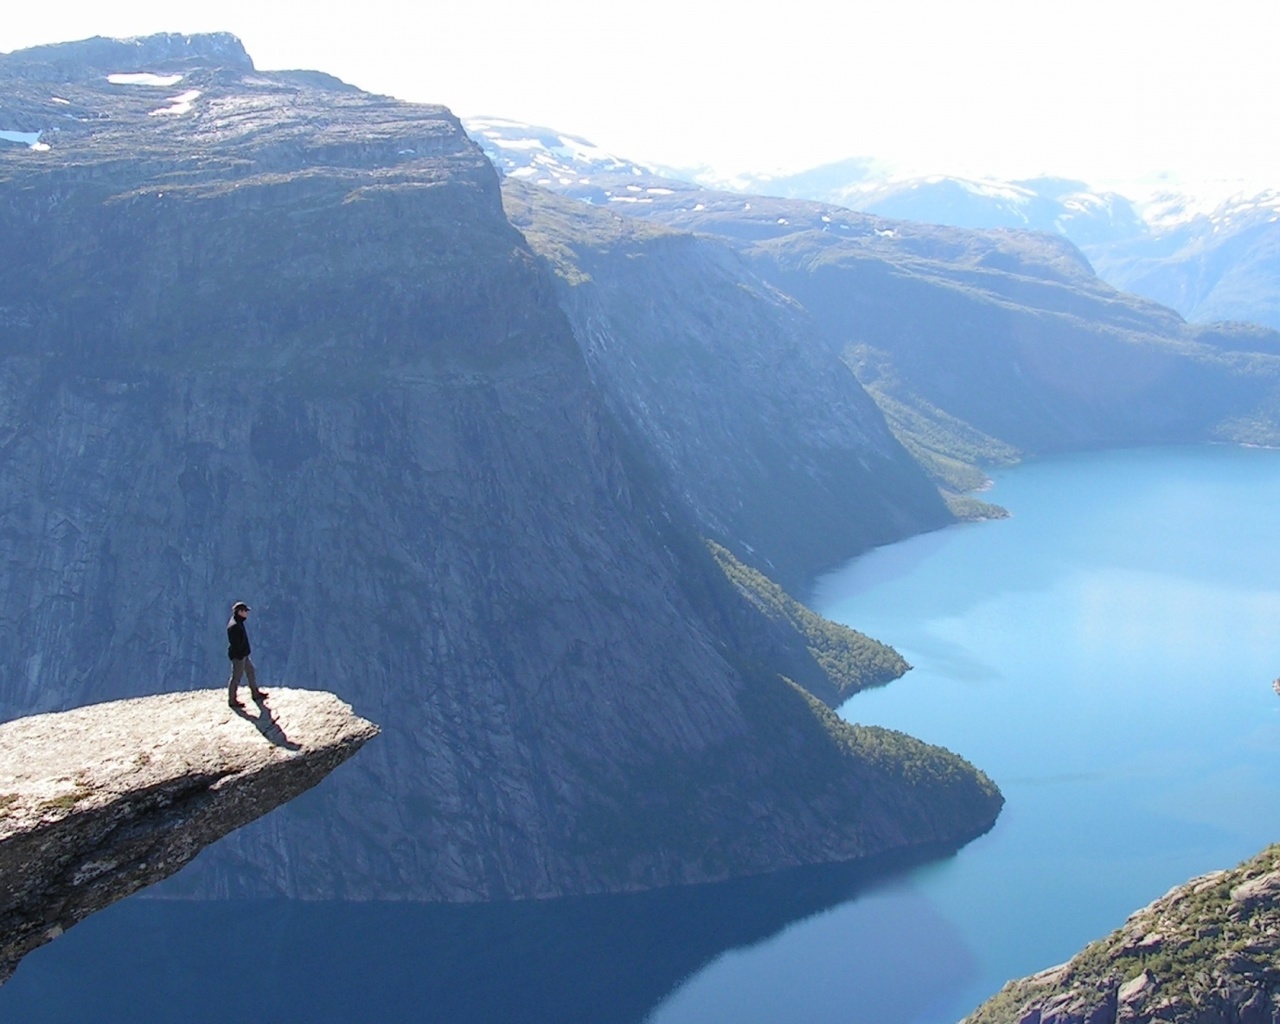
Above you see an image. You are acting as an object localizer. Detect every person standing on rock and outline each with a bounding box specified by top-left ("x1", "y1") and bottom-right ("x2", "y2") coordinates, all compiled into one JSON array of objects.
[{"x1": 227, "y1": 601, "x2": 267, "y2": 707}]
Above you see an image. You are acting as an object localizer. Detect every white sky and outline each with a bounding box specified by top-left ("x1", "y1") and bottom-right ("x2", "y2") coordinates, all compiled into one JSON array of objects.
[{"x1": 1, "y1": 0, "x2": 1274, "y2": 193}]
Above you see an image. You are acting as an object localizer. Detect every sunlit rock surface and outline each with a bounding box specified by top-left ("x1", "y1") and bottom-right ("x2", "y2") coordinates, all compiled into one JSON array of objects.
[{"x1": 0, "y1": 688, "x2": 377, "y2": 984}]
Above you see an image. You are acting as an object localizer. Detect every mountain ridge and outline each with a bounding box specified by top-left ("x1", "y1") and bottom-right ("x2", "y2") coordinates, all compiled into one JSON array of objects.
[
  {"x1": 501, "y1": 178, "x2": 953, "y2": 590},
  {"x1": 482, "y1": 144, "x2": 1280, "y2": 494},
  {"x1": 467, "y1": 118, "x2": 1280, "y2": 333}
]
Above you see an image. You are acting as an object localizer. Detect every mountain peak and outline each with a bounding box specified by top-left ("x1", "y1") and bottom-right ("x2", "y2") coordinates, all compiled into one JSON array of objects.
[{"x1": 1, "y1": 32, "x2": 254, "y2": 78}]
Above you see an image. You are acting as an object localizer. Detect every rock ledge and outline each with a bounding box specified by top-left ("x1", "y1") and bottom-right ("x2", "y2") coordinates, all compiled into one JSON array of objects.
[{"x1": 0, "y1": 688, "x2": 377, "y2": 983}]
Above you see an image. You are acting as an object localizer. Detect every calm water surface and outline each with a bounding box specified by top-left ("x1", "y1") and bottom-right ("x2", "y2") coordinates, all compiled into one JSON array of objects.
[
  {"x1": 650, "y1": 444, "x2": 1280, "y2": 1023},
  {"x1": 5, "y1": 445, "x2": 1279, "y2": 1023}
]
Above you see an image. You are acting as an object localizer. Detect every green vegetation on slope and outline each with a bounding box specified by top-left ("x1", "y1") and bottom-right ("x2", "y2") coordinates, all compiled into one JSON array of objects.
[
  {"x1": 569, "y1": 658, "x2": 1002, "y2": 887},
  {"x1": 782, "y1": 678, "x2": 1000, "y2": 796},
  {"x1": 542, "y1": 420, "x2": 1003, "y2": 885},
  {"x1": 846, "y1": 343, "x2": 1019, "y2": 507},
  {"x1": 706, "y1": 541, "x2": 908, "y2": 701}
]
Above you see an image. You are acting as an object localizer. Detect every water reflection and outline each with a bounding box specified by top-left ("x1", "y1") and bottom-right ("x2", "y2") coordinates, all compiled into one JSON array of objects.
[
  {"x1": 1, "y1": 846, "x2": 966, "y2": 1024},
  {"x1": 647, "y1": 877, "x2": 981, "y2": 1024}
]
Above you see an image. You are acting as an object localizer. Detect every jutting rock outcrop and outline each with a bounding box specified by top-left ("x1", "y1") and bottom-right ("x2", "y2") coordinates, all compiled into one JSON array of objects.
[
  {"x1": 964, "y1": 843, "x2": 1280, "y2": 1024},
  {"x1": 0, "y1": 688, "x2": 378, "y2": 985}
]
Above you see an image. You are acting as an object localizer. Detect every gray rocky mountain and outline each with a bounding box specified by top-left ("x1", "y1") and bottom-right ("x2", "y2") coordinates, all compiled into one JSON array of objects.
[
  {"x1": 964, "y1": 842, "x2": 1280, "y2": 1024},
  {"x1": 0, "y1": 688, "x2": 377, "y2": 984},
  {"x1": 501, "y1": 181, "x2": 952, "y2": 590},
  {"x1": 1088, "y1": 192, "x2": 1280, "y2": 331},
  {"x1": 725, "y1": 166, "x2": 1280, "y2": 333},
  {"x1": 467, "y1": 124, "x2": 1280, "y2": 499},
  {"x1": 468, "y1": 121, "x2": 1280, "y2": 333},
  {"x1": 572, "y1": 181, "x2": 1280, "y2": 492},
  {"x1": 0, "y1": 34, "x2": 1001, "y2": 902}
]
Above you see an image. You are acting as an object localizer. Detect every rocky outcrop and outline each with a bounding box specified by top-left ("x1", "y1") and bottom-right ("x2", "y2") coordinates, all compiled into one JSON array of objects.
[
  {"x1": 0, "y1": 35, "x2": 1001, "y2": 902},
  {"x1": 3, "y1": 32, "x2": 254, "y2": 79},
  {"x1": 0, "y1": 688, "x2": 377, "y2": 984},
  {"x1": 964, "y1": 843, "x2": 1280, "y2": 1024}
]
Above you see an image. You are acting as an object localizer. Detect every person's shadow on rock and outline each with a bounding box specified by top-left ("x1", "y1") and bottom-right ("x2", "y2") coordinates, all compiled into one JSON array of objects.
[{"x1": 231, "y1": 695, "x2": 302, "y2": 751}]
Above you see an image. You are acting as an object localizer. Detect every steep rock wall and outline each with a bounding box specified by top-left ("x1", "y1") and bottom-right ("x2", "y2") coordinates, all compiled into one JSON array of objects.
[{"x1": 503, "y1": 183, "x2": 951, "y2": 591}]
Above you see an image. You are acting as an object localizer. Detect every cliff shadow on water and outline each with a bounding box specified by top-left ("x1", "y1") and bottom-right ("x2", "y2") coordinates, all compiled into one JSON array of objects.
[{"x1": 0, "y1": 844, "x2": 971, "y2": 1024}]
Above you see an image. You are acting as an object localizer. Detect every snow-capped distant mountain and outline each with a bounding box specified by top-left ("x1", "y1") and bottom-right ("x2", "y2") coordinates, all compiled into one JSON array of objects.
[
  {"x1": 463, "y1": 116, "x2": 711, "y2": 210},
  {"x1": 464, "y1": 116, "x2": 1149, "y2": 249},
  {"x1": 723, "y1": 164, "x2": 1148, "y2": 250},
  {"x1": 862, "y1": 176, "x2": 1147, "y2": 247},
  {"x1": 695, "y1": 157, "x2": 890, "y2": 200},
  {"x1": 1091, "y1": 189, "x2": 1280, "y2": 328},
  {"x1": 704, "y1": 164, "x2": 1280, "y2": 328},
  {"x1": 468, "y1": 118, "x2": 1280, "y2": 331},
  {"x1": 722, "y1": 161, "x2": 1280, "y2": 327},
  {"x1": 463, "y1": 116, "x2": 664, "y2": 186}
]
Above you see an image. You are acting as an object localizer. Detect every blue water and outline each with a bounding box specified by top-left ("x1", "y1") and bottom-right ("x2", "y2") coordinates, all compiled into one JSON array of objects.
[
  {"x1": 649, "y1": 444, "x2": 1280, "y2": 1023},
  {"x1": 5, "y1": 444, "x2": 1279, "y2": 1023}
]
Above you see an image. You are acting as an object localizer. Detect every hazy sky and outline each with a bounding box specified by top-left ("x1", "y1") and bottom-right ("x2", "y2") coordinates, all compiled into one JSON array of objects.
[{"x1": 1, "y1": 0, "x2": 1272, "y2": 192}]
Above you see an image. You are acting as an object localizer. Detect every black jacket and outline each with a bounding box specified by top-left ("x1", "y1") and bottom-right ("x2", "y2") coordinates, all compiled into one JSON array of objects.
[{"x1": 227, "y1": 617, "x2": 251, "y2": 661}]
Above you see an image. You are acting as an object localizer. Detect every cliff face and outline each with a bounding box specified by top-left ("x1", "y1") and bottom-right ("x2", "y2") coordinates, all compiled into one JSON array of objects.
[
  {"x1": 502, "y1": 183, "x2": 951, "y2": 591},
  {"x1": 965, "y1": 843, "x2": 1280, "y2": 1024},
  {"x1": 520, "y1": 174, "x2": 1280, "y2": 492},
  {"x1": 0, "y1": 688, "x2": 377, "y2": 984},
  {"x1": 0, "y1": 35, "x2": 1001, "y2": 901}
]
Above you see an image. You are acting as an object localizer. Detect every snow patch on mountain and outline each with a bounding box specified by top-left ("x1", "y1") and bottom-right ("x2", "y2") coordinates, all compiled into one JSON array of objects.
[
  {"x1": 947, "y1": 177, "x2": 1035, "y2": 205},
  {"x1": 149, "y1": 89, "x2": 201, "y2": 116},
  {"x1": 464, "y1": 116, "x2": 660, "y2": 186},
  {"x1": 107, "y1": 72, "x2": 184, "y2": 87}
]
